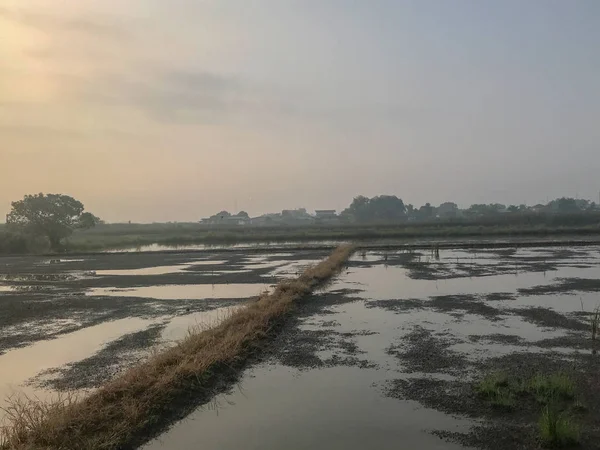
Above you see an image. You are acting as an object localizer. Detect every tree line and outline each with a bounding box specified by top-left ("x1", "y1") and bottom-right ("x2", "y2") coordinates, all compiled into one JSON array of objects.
[
  {"x1": 1, "y1": 192, "x2": 599, "y2": 255},
  {"x1": 341, "y1": 195, "x2": 599, "y2": 222}
]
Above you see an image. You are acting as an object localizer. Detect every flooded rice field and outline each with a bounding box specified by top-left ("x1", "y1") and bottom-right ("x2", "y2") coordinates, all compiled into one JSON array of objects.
[
  {"x1": 0, "y1": 249, "x2": 326, "y2": 410},
  {"x1": 2, "y1": 245, "x2": 600, "y2": 449}
]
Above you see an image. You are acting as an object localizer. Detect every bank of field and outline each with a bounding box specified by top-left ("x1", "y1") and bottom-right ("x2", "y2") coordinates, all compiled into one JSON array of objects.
[
  {"x1": 58, "y1": 214, "x2": 600, "y2": 253},
  {"x1": 0, "y1": 245, "x2": 355, "y2": 450}
]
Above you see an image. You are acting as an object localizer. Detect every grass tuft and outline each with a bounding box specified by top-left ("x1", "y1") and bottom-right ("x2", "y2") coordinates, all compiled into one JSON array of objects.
[
  {"x1": 539, "y1": 405, "x2": 580, "y2": 448},
  {"x1": 476, "y1": 371, "x2": 509, "y2": 396},
  {"x1": 529, "y1": 373, "x2": 575, "y2": 403},
  {"x1": 591, "y1": 305, "x2": 600, "y2": 342},
  {"x1": 0, "y1": 245, "x2": 355, "y2": 450},
  {"x1": 475, "y1": 372, "x2": 514, "y2": 409}
]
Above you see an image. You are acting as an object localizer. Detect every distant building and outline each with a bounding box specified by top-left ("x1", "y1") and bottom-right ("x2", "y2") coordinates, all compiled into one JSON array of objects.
[
  {"x1": 315, "y1": 210, "x2": 337, "y2": 219},
  {"x1": 314, "y1": 210, "x2": 338, "y2": 222}
]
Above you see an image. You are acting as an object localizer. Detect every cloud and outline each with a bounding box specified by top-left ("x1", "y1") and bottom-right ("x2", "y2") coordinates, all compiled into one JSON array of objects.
[
  {"x1": 59, "y1": 67, "x2": 257, "y2": 124},
  {"x1": 0, "y1": 7, "x2": 128, "y2": 39}
]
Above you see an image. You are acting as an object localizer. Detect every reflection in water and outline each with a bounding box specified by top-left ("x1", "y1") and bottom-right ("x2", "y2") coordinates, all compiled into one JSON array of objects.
[
  {"x1": 106, "y1": 241, "x2": 344, "y2": 253},
  {"x1": 144, "y1": 365, "x2": 470, "y2": 450},
  {"x1": 95, "y1": 261, "x2": 228, "y2": 277},
  {"x1": 88, "y1": 283, "x2": 272, "y2": 300},
  {"x1": 0, "y1": 317, "x2": 156, "y2": 413}
]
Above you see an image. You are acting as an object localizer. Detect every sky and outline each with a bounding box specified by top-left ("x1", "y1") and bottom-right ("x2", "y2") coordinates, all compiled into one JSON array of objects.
[{"x1": 1, "y1": 0, "x2": 599, "y2": 222}]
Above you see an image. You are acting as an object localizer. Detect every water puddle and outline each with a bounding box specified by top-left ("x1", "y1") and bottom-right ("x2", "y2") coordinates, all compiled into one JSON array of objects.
[{"x1": 88, "y1": 283, "x2": 272, "y2": 300}]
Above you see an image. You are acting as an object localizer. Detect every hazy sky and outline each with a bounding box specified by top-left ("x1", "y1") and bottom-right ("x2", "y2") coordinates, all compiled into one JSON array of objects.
[{"x1": 1, "y1": 0, "x2": 599, "y2": 222}]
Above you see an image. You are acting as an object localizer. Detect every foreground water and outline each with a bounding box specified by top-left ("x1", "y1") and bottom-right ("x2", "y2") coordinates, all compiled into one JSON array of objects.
[
  {"x1": 1, "y1": 246, "x2": 599, "y2": 448},
  {"x1": 143, "y1": 246, "x2": 600, "y2": 449}
]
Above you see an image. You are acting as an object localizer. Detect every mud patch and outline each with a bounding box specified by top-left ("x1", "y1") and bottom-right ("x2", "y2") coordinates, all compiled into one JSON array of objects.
[
  {"x1": 366, "y1": 298, "x2": 424, "y2": 313},
  {"x1": 33, "y1": 324, "x2": 167, "y2": 390},
  {"x1": 264, "y1": 290, "x2": 378, "y2": 370},
  {"x1": 484, "y1": 292, "x2": 516, "y2": 302},
  {"x1": 509, "y1": 307, "x2": 588, "y2": 331},
  {"x1": 428, "y1": 295, "x2": 503, "y2": 321},
  {"x1": 519, "y1": 278, "x2": 600, "y2": 295},
  {"x1": 468, "y1": 334, "x2": 526, "y2": 345},
  {"x1": 387, "y1": 326, "x2": 468, "y2": 374}
]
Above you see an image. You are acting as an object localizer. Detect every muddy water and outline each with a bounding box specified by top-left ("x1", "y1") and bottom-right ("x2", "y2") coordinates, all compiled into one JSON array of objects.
[{"x1": 144, "y1": 246, "x2": 600, "y2": 450}]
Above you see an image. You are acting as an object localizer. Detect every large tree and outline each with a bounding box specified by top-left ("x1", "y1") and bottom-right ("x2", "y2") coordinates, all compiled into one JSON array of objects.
[
  {"x1": 6, "y1": 194, "x2": 98, "y2": 250},
  {"x1": 342, "y1": 195, "x2": 406, "y2": 222}
]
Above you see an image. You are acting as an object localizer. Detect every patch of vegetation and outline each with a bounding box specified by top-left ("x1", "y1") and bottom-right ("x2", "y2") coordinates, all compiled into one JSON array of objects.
[
  {"x1": 476, "y1": 371, "x2": 509, "y2": 395},
  {"x1": 590, "y1": 305, "x2": 599, "y2": 343},
  {"x1": 539, "y1": 404, "x2": 580, "y2": 448},
  {"x1": 476, "y1": 372, "x2": 515, "y2": 409},
  {"x1": 476, "y1": 371, "x2": 582, "y2": 448},
  {"x1": 529, "y1": 373, "x2": 575, "y2": 403}
]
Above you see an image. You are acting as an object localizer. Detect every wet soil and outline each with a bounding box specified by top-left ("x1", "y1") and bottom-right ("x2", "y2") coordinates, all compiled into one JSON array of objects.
[
  {"x1": 509, "y1": 306, "x2": 589, "y2": 331},
  {"x1": 367, "y1": 294, "x2": 504, "y2": 321},
  {"x1": 0, "y1": 250, "x2": 325, "y2": 355},
  {"x1": 388, "y1": 351, "x2": 600, "y2": 449},
  {"x1": 519, "y1": 278, "x2": 600, "y2": 295},
  {"x1": 33, "y1": 324, "x2": 168, "y2": 390},
  {"x1": 263, "y1": 289, "x2": 379, "y2": 370},
  {"x1": 387, "y1": 326, "x2": 468, "y2": 374}
]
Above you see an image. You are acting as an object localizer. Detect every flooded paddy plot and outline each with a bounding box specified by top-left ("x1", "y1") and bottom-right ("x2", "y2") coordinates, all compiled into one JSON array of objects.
[
  {"x1": 0, "y1": 249, "x2": 325, "y2": 421},
  {"x1": 2, "y1": 245, "x2": 600, "y2": 449},
  {"x1": 145, "y1": 245, "x2": 600, "y2": 450}
]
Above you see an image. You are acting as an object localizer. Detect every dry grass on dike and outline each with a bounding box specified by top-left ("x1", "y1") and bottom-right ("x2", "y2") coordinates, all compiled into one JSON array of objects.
[{"x1": 0, "y1": 245, "x2": 355, "y2": 450}]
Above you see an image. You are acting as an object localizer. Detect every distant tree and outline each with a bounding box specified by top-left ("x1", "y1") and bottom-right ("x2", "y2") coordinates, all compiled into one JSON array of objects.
[
  {"x1": 6, "y1": 194, "x2": 98, "y2": 250},
  {"x1": 237, "y1": 211, "x2": 250, "y2": 219},
  {"x1": 416, "y1": 203, "x2": 435, "y2": 220},
  {"x1": 507, "y1": 205, "x2": 519, "y2": 213},
  {"x1": 369, "y1": 195, "x2": 406, "y2": 220},
  {"x1": 342, "y1": 195, "x2": 406, "y2": 222},
  {"x1": 550, "y1": 198, "x2": 580, "y2": 213},
  {"x1": 437, "y1": 202, "x2": 459, "y2": 217}
]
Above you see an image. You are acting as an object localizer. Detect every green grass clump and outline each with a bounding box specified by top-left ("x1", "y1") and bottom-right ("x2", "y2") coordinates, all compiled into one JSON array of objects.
[
  {"x1": 529, "y1": 373, "x2": 575, "y2": 403},
  {"x1": 476, "y1": 372, "x2": 514, "y2": 409},
  {"x1": 476, "y1": 371, "x2": 509, "y2": 395},
  {"x1": 539, "y1": 405, "x2": 580, "y2": 448},
  {"x1": 591, "y1": 305, "x2": 599, "y2": 342},
  {"x1": 489, "y1": 388, "x2": 515, "y2": 409}
]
